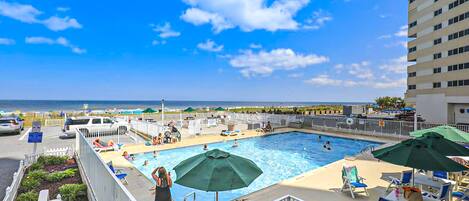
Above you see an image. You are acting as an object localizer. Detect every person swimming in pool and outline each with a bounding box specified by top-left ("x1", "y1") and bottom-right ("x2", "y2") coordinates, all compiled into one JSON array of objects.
[
  {"x1": 317, "y1": 135, "x2": 322, "y2": 142},
  {"x1": 153, "y1": 150, "x2": 159, "y2": 158},
  {"x1": 232, "y1": 139, "x2": 239, "y2": 148},
  {"x1": 203, "y1": 144, "x2": 208, "y2": 151},
  {"x1": 143, "y1": 160, "x2": 149, "y2": 166},
  {"x1": 323, "y1": 141, "x2": 332, "y2": 151}
]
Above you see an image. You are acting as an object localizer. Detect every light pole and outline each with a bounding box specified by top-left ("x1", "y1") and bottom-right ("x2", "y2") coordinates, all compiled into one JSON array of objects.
[{"x1": 161, "y1": 99, "x2": 165, "y2": 124}]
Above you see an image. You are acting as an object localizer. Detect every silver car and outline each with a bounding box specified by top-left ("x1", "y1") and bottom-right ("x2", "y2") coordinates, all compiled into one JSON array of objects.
[{"x1": 0, "y1": 117, "x2": 24, "y2": 135}]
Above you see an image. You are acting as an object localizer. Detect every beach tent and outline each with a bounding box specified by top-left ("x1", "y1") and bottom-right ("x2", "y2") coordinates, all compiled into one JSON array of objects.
[
  {"x1": 143, "y1": 108, "x2": 156, "y2": 113},
  {"x1": 410, "y1": 125, "x2": 469, "y2": 143},
  {"x1": 173, "y1": 149, "x2": 263, "y2": 201},
  {"x1": 214, "y1": 107, "x2": 225, "y2": 111},
  {"x1": 184, "y1": 107, "x2": 196, "y2": 112}
]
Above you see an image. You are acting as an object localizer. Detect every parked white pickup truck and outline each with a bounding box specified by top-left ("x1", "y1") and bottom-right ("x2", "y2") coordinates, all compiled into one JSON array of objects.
[{"x1": 61, "y1": 116, "x2": 129, "y2": 138}]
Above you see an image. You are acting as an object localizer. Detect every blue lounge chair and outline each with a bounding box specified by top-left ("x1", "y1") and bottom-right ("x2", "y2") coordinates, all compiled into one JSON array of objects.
[
  {"x1": 378, "y1": 197, "x2": 392, "y2": 201},
  {"x1": 433, "y1": 171, "x2": 449, "y2": 179},
  {"x1": 107, "y1": 162, "x2": 128, "y2": 184},
  {"x1": 421, "y1": 183, "x2": 451, "y2": 201},
  {"x1": 452, "y1": 188, "x2": 469, "y2": 201},
  {"x1": 386, "y1": 170, "x2": 413, "y2": 192},
  {"x1": 341, "y1": 165, "x2": 368, "y2": 199}
]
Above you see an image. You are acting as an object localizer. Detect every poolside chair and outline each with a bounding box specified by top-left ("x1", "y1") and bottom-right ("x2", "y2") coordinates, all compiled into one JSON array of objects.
[
  {"x1": 452, "y1": 187, "x2": 469, "y2": 201},
  {"x1": 386, "y1": 170, "x2": 413, "y2": 192},
  {"x1": 421, "y1": 183, "x2": 451, "y2": 201},
  {"x1": 378, "y1": 197, "x2": 392, "y2": 201},
  {"x1": 107, "y1": 162, "x2": 128, "y2": 184},
  {"x1": 433, "y1": 171, "x2": 449, "y2": 180},
  {"x1": 93, "y1": 140, "x2": 114, "y2": 152},
  {"x1": 341, "y1": 165, "x2": 368, "y2": 199}
]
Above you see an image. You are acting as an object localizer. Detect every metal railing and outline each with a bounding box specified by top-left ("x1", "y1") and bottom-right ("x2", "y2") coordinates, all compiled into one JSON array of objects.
[
  {"x1": 75, "y1": 129, "x2": 137, "y2": 201},
  {"x1": 2, "y1": 161, "x2": 25, "y2": 201},
  {"x1": 44, "y1": 119, "x2": 65, "y2": 127}
]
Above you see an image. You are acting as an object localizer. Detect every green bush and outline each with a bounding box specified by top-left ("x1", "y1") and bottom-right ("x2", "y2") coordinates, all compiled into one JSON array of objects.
[
  {"x1": 59, "y1": 184, "x2": 87, "y2": 201},
  {"x1": 16, "y1": 191, "x2": 38, "y2": 201},
  {"x1": 37, "y1": 155, "x2": 68, "y2": 166},
  {"x1": 28, "y1": 162, "x2": 44, "y2": 171},
  {"x1": 46, "y1": 168, "x2": 77, "y2": 182},
  {"x1": 20, "y1": 177, "x2": 40, "y2": 192},
  {"x1": 28, "y1": 170, "x2": 47, "y2": 181}
]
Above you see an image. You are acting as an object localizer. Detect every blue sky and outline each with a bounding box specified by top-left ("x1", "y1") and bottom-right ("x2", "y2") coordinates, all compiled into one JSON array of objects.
[{"x1": 0, "y1": 0, "x2": 408, "y2": 102}]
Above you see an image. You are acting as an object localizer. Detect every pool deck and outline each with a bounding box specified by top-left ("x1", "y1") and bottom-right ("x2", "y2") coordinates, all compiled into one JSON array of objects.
[{"x1": 100, "y1": 128, "x2": 408, "y2": 201}]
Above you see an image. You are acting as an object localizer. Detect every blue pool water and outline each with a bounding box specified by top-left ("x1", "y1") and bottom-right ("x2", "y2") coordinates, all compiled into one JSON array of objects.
[{"x1": 129, "y1": 132, "x2": 380, "y2": 201}]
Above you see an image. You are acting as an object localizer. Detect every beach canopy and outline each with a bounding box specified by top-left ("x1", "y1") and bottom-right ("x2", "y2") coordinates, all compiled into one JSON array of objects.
[
  {"x1": 143, "y1": 108, "x2": 156, "y2": 113},
  {"x1": 400, "y1": 107, "x2": 415, "y2": 111},
  {"x1": 372, "y1": 138, "x2": 467, "y2": 172},
  {"x1": 416, "y1": 132, "x2": 469, "y2": 156},
  {"x1": 173, "y1": 149, "x2": 262, "y2": 201},
  {"x1": 410, "y1": 125, "x2": 469, "y2": 143},
  {"x1": 214, "y1": 107, "x2": 225, "y2": 111},
  {"x1": 183, "y1": 107, "x2": 196, "y2": 112}
]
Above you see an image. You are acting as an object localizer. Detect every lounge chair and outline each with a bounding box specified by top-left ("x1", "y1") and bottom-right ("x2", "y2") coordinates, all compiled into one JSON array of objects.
[
  {"x1": 341, "y1": 165, "x2": 368, "y2": 199},
  {"x1": 433, "y1": 171, "x2": 449, "y2": 179},
  {"x1": 421, "y1": 183, "x2": 451, "y2": 201},
  {"x1": 93, "y1": 141, "x2": 114, "y2": 152},
  {"x1": 107, "y1": 162, "x2": 128, "y2": 184},
  {"x1": 386, "y1": 170, "x2": 413, "y2": 192},
  {"x1": 452, "y1": 187, "x2": 469, "y2": 201}
]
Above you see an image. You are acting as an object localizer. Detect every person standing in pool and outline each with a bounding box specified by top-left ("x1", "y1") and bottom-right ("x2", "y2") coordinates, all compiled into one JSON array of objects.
[
  {"x1": 323, "y1": 141, "x2": 332, "y2": 151},
  {"x1": 317, "y1": 135, "x2": 322, "y2": 142},
  {"x1": 151, "y1": 167, "x2": 172, "y2": 201}
]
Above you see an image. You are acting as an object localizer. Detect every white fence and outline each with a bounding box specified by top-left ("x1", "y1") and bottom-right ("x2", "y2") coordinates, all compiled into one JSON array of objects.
[
  {"x1": 75, "y1": 129, "x2": 137, "y2": 201},
  {"x1": 24, "y1": 147, "x2": 73, "y2": 166},
  {"x1": 227, "y1": 113, "x2": 304, "y2": 126},
  {"x1": 2, "y1": 161, "x2": 25, "y2": 201}
]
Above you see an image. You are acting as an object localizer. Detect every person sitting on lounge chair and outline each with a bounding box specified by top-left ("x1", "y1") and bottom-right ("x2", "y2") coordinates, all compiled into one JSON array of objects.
[
  {"x1": 263, "y1": 121, "x2": 272, "y2": 133},
  {"x1": 152, "y1": 136, "x2": 159, "y2": 145},
  {"x1": 93, "y1": 138, "x2": 114, "y2": 148}
]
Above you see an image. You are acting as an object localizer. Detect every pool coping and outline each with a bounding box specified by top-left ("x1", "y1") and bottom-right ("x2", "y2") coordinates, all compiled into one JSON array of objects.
[{"x1": 108, "y1": 128, "x2": 400, "y2": 201}]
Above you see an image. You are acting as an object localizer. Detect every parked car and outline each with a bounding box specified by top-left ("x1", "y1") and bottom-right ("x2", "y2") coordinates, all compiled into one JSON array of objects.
[
  {"x1": 0, "y1": 116, "x2": 24, "y2": 135},
  {"x1": 61, "y1": 116, "x2": 129, "y2": 138}
]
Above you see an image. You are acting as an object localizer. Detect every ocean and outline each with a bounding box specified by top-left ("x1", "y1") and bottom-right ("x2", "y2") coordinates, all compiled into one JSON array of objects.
[{"x1": 0, "y1": 100, "x2": 369, "y2": 112}]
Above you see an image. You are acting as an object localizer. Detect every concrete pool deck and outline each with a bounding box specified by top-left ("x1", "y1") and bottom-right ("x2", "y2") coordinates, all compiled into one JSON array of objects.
[{"x1": 100, "y1": 128, "x2": 408, "y2": 201}]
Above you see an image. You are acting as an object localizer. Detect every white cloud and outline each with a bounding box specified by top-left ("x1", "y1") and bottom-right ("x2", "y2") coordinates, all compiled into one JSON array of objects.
[
  {"x1": 25, "y1": 36, "x2": 86, "y2": 54},
  {"x1": 335, "y1": 61, "x2": 374, "y2": 80},
  {"x1": 379, "y1": 56, "x2": 408, "y2": 74},
  {"x1": 288, "y1": 73, "x2": 303, "y2": 78},
  {"x1": 0, "y1": 2, "x2": 81, "y2": 31},
  {"x1": 197, "y1": 39, "x2": 223, "y2": 52},
  {"x1": 42, "y1": 16, "x2": 82, "y2": 31},
  {"x1": 304, "y1": 75, "x2": 406, "y2": 89},
  {"x1": 229, "y1": 48, "x2": 329, "y2": 77},
  {"x1": 152, "y1": 40, "x2": 167, "y2": 46},
  {"x1": 378, "y1": 34, "x2": 392, "y2": 39},
  {"x1": 0, "y1": 1, "x2": 41, "y2": 23},
  {"x1": 0, "y1": 38, "x2": 15, "y2": 45},
  {"x1": 180, "y1": 0, "x2": 309, "y2": 33},
  {"x1": 152, "y1": 22, "x2": 181, "y2": 38},
  {"x1": 394, "y1": 25, "x2": 408, "y2": 37},
  {"x1": 303, "y1": 10, "x2": 332, "y2": 30},
  {"x1": 56, "y1": 7, "x2": 70, "y2": 12},
  {"x1": 249, "y1": 43, "x2": 262, "y2": 49}
]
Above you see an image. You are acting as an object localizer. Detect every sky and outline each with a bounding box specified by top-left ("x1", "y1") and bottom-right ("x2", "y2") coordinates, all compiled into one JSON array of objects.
[{"x1": 0, "y1": 0, "x2": 408, "y2": 102}]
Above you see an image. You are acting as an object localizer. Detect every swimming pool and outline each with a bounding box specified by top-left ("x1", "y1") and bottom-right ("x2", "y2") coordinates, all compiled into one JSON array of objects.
[{"x1": 129, "y1": 131, "x2": 381, "y2": 201}]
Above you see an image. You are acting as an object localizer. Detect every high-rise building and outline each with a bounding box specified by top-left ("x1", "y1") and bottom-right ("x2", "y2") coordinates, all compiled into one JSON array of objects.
[{"x1": 405, "y1": 0, "x2": 469, "y2": 124}]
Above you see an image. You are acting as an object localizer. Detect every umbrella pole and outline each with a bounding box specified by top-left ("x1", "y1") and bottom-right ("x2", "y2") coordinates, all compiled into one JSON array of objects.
[
  {"x1": 216, "y1": 192, "x2": 218, "y2": 201},
  {"x1": 412, "y1": 168, "x2": 415, "y2": 186}
]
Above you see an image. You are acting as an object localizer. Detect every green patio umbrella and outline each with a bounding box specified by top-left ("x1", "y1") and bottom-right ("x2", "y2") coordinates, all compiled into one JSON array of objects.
[
  {"x1": 173, "y1": 149, "x2": 263, "y2": 201},
  {"x1": 410, "y1": 125, "x2": 469, "y2": 143},
  {"x1": 214, "y1": 107, "x2": 225, "y2": 111},
  {"x1": 143, "y1": 108, "x2": 156, "y2": 113},
  {"x1": 416, "y1": 132, "x2": 469, "y2": 156},
  {"x1": 372, "y1": 138, "x2": 467, "y2": 185},
  {"x1": 183, "y1": 107, "x2": 196, "y2": 112}
]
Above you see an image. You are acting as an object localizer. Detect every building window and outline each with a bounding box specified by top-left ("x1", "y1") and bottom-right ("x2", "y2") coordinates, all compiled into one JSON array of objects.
[
  {"x1": 408, "y1": 72, "x2": 417, "y2": 77},
  {"x1": 408, "y1": 46, "x2": 417, "y2": 53},
  {"x1": 433, "y1": 67, "x2": 442, "y2": 73},
  {"x1": 409, "y1": 21, "x2": 417, "y2": 28},
  {"x1": 448, "y1": 11, "x2": 469, "y2": 25},
  {"x1": 433, "y1": 38, "x2": 442, "y2": 45},
  {"x1": 408, "y1": 85, "x2": 416, "y2": 90},
  {"x1": 434, "y1": 23, "x2": 442, "y2": 31},
  {"x1": 448, "y1": 45, "x2": 469, "y2": 57},
  {"x1": 448, "y1": 28, "x2": 469, "y2": 41},
  {"x1": 433, "y1": 82, "x2": 441, "y2": 88},
  {"x1": 448, "y1": 79, "x2": 469, "y2": 87},
  {"x1": 449, "y1": 0, "x2": 468, "y2": 10},
  {"x1": 434, "y1": 9, "x2": 442, "y2": 16},
  {"x1": 433, "y1": 53, "x2": 442, "y2": 59}
]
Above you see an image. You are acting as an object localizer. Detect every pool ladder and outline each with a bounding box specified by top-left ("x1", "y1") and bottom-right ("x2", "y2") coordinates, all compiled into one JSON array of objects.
[{"x1": 183, "y1": 191, "x2": 196, "y2": 201}]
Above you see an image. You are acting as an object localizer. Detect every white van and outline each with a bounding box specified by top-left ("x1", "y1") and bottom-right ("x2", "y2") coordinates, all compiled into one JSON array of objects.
[{"x1": 61, "y1": 116, "x2": 128, "y2": 138}]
